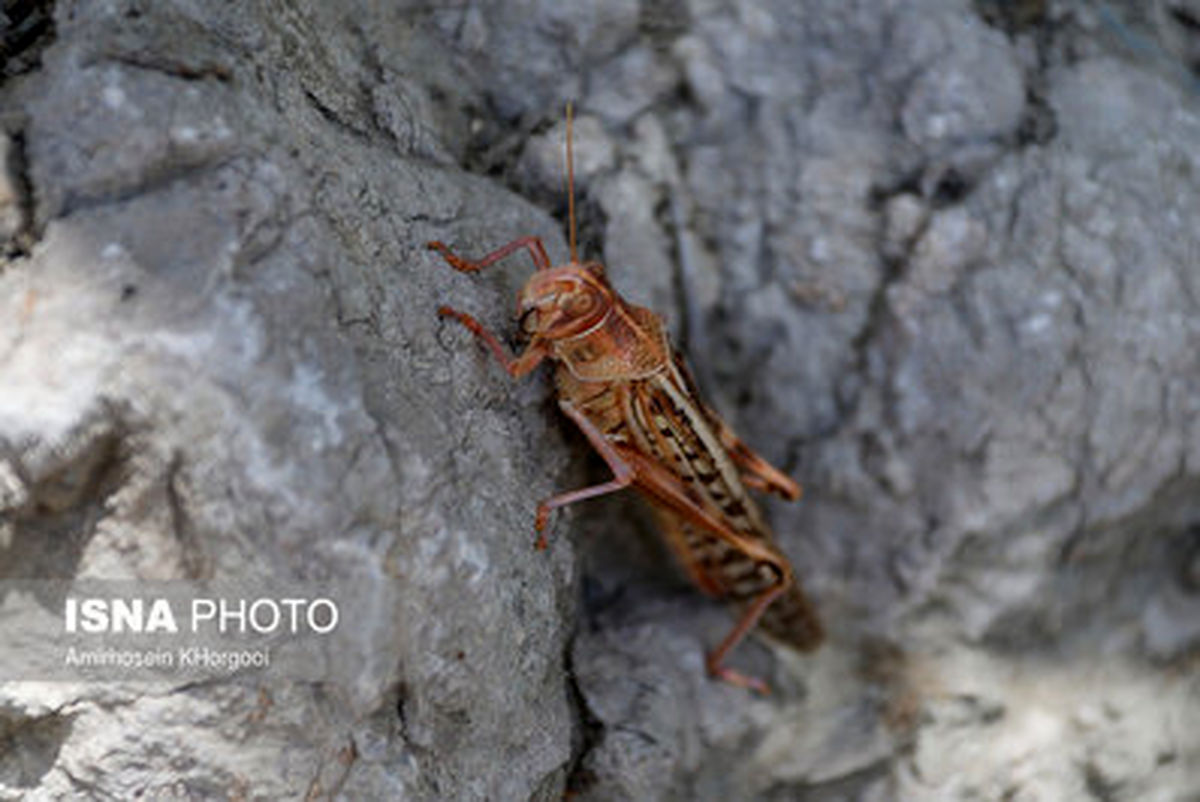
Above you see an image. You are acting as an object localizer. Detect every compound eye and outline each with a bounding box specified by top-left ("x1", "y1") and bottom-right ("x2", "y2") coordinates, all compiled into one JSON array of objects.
[{"x1": 519, "y1": 307, "x2": 539, "y2": 333}]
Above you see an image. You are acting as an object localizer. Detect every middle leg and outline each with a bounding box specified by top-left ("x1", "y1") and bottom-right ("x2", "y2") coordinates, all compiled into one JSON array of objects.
[
  {"x1": 532, "y1": 399, "x2": 637, "y2": 550},
  {"x1": 437, "y1": 306, "x2": 548, "y2": 379}
]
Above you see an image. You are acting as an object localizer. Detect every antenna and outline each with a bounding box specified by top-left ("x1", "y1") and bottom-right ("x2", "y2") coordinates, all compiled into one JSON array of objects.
[{"x1": 566, "y1": 101, "x2": 578, "y2": 264}]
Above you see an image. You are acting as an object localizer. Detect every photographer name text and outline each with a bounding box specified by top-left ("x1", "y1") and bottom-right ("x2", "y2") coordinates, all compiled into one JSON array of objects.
[{"x1": 65, "y1": 645, "x2": 271, "y2": 672}]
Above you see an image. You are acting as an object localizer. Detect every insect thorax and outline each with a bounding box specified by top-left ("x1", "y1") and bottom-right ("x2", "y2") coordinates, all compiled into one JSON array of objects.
[{"x1": 550, "y1": 301, "x2": 667, "y2": 383}]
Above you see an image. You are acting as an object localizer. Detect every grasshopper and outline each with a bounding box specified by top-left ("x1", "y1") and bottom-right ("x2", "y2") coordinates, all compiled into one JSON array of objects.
[{"x1": 427, "y1": 105, "x2": 822, "y2": 692}]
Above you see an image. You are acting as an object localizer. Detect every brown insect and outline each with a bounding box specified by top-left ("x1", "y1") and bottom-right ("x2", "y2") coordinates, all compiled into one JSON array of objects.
[{"x1": 427, "y1": 104, "x2": 822, "y2": 692}]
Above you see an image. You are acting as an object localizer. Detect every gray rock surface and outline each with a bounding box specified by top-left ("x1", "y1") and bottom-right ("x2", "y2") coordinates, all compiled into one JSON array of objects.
[{"x1": 2, "y1": 1, "x2": 1199, "y2": 800}]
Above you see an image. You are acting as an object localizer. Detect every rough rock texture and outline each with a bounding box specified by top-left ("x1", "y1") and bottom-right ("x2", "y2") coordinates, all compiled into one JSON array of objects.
[{"x1": 2, "y1": 1, "x2": 1199, "y2": 800}]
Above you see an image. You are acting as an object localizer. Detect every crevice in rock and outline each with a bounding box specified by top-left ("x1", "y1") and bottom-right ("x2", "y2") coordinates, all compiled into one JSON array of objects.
[
  {"x1": 973, "y1": 0, "x2": 1060, "y2": 149},
  {"x1": 1082, "y1": 759, "x2": 1121, "y2": 802},
  {"x1": 302, "y1": 86, "x2": 373, "y2": 143},
  {"x1": 665, "y1": 187, "x2": 720, "y2": 402},
  {"x1": 563, "y1": 190, "x2": 607, "y2": 266},
  {"x1": 164, "y1": 450, "x2": 212, "y2": 580},
  {"x1": 1178, "y1": 523, "x2": 1200, "y2": 592},
  {"x1": 87, "y1": 52, "x2": 233, "y2": 83},
  {"x1": 0, "y1": 0, "x2": 56, "y2": 81},
  {"x1": 638, "y1": 0, "x2": 691, "y2": 54},
  {"x1": 57, "y1": 154, "x2": 238, "y2": 222},
  {"x1": 926, "y1": 166, "x2": 973, "y2": 207},
  {"x1": 452, "y1": 97, "x2": 611, "y2": 262},
  {"x1": 75, "y1": 3, "x2": 239, "y2": 85},
  {"x1": 346, "y1": 16, "x2": 412, "y2": 155},
  {"x1": 984, "y1": 474, "x2": 1200, "y2": 659},
  {"x1": 392, "y1": 680, "x2": 409, "y2": 737},
  {"x1": 58, "y1": 766, "x2": 121, "y2": 801},
  {"x1": 561, "y1": 633, "x2": 604, "y2": 800},
  {"x1": 1017, "y1": 13, "x2": 1061, "y2": 149},
  {"x1": 765, "y1": 758, "x2": 891, "y2": 802},
  {"x1": 459, "y1": 98, "x2": 541, "y2": 180},
  {"x1": 2, "y1": 126, "x2": 36, "y2": 256},
  {"x1": 1165, "y1": 2, "x2": 1200, "y2": 76},
  {"x1": 1015, "y1": 75, "x2": 1059, "y2": 148},
  {"x1": 835, "y1": 181, "x2": 925, "y2": 423},
  {"x1": 870, "y1": 162, "x2": 969, "y2": 213},
  {"x1": 1169, "y1": 4, "x2": 1200, "y2": 34},
  {"x1": 0, "y1": 413, "x2": 127, "y2": 580},
  {"x1": 973, "y1": 0, "x2": 1048, "y2": 36},
  {"x1": 0, "y1": 707, "x2": 74, "y2": 790},
  {"x1": 467, "y1": 115, "x2": 609, "y2": 268}
]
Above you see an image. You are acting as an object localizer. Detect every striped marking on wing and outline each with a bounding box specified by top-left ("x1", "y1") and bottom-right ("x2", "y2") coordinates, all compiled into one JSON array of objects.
[
  {"x1": 628, "y1": 369, "x2": 769, "y2": 545},
  {"x1": 671, "y1": 510, "x2": 784, "y2": 600},
  {"x1": 664, "y1": 510, "x2": 823, "y2": 651}
]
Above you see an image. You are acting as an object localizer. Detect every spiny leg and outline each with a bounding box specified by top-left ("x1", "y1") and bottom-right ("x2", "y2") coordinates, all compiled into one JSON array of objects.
[
  {"x1": 533, "y1": 400, "x2": 636, "y2": 550},
  {"x1": 610, "y1": 451, "x2": 796, "y2": 691},
  {"x1": 427, "y1": 236, "x2": 551, "y2": 273},
  {"x1": 705, "y1": 581, "x2": 786, "y2": 695},
  {"x1": 437, "y1": 306, "x2": 547, "y2": 378}
]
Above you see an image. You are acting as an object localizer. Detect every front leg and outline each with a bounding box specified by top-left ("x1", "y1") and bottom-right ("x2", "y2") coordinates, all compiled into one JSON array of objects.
[
  {"x1": 427, "y1": 237, "x2": 551, "y2": 273},
  {"x1": 438, "y1": 306, "x2": 548, "y2": 379}
]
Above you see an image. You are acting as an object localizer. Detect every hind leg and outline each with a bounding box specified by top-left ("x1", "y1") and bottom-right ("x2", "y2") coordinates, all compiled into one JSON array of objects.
[{"x1": 705, "y1": 582, "x2": 786, "y2": 695}]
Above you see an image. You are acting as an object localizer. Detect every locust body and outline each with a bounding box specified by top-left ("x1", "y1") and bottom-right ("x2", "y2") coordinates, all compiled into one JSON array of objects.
[{"x1": 427, "y1": 106, "x2": 822, "y2": 691}]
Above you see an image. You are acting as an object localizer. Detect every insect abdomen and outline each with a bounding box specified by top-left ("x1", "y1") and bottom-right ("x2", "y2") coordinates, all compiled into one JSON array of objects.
[
  {"x1": 757, "y1": 581, "x2": 824, "y2": 651},
  {"x1": 676, "y1": 519, "x2": 823, "y2": 651},
  {"x1": 557, "y1": 370, "x2": 633, "y2": 445}
]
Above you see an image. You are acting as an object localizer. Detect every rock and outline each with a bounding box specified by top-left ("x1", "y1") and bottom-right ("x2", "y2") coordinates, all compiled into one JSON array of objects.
[
  {"x1": 1, "y1": 3, "x2": 574, "y2": 800},
  {"x1": 0, "y1": 133, "x2": 27, "y2": 252},
  {"x1": 2, "y1": 1, "x2": 1199, "y2": 800}
]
